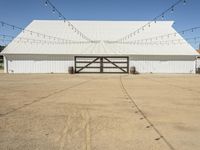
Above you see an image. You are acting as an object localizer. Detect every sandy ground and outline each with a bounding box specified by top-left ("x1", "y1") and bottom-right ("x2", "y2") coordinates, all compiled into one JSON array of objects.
[{"x1": 0, "y1": 74, "x2": 200, "y2": 150}]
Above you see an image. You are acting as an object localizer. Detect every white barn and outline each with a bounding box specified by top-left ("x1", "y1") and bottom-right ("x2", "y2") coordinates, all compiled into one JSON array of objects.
[{"x1": 1, "y1": 20, "x2": 199, "y2": 74}]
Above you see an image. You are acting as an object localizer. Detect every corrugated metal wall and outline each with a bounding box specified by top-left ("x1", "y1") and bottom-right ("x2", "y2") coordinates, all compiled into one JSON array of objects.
[
  {"x1": 6, "y1": 55, "x2": 73, "y2": 73},
  {"x1": 130, "y1": 55, "x2": 196, "y2": 73},
  {"x1": 197, "y1": 58, "x2": 200, "y2": 69},
  {"x1": 5, "y1": 54, "x2": 196, "y2": 74}
]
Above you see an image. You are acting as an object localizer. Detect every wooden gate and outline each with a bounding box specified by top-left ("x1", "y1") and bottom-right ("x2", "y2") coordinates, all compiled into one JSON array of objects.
[{"x1": 75, "y1": 56, "x2": 129, "y2": 73}]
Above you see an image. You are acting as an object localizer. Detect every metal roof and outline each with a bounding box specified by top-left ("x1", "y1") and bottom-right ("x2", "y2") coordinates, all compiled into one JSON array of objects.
[{"x1": 1, "y1": 20, "x2": 198, "y2": 56}]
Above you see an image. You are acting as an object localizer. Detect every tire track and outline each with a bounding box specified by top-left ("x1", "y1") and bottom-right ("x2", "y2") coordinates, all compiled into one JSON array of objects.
[
  {"x1": 85, "y1": 109, "x2": 91, "y2": 150},
  {"x1": 119, "y1": 75, "x2": 175, "y2": 150},
  {"x1": 57, "y1": 109, "x2": 91, "y2": 150},
  {"x1": 0, "y1": 79, "x2": 91, "y2": 118},
  {"x1": 140, "y1": 76, "x2": 200, "y2": 94},
  {"x1": 59, "y1": 116, "x2": 70, "y2": 150}
]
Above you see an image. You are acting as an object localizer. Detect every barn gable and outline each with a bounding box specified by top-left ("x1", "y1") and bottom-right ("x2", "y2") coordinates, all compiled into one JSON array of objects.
[{"x1": 1, "y1": 20, "x2": 198, "y2": 56}]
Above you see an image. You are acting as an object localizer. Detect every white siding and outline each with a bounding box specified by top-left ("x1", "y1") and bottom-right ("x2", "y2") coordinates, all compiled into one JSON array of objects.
[
  {"x1": 6, "y1": 55, "x2": 74, "y2": 73},
  {"x1": 197, "y1": 58, "x2": 200, "y2": 69},
  {"x1": 5, "y1": 54, "x2": 196, "y2": 74},
  {"x1": 3, "y1": 56, "x2": 7, "y2": 73},
  {"x1": 130, "y1": 55, "x2": 196, "y2": 74}
]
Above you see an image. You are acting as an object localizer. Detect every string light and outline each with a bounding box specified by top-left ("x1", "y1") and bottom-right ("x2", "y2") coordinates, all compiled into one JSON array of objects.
[
  {"x1": 161, "y1": 14, "x2": 164, "y2": 20},
  {"x1": 52, "y1": 7, "x2": 55, "y2": 13},
  {"x1": 59, "y1": 14, "x2": 62, "y2": 19},
  {"x1": 171, "y1": 7, "x2": 174, "y2": 13},
  {"x1": 0, "y1": 20, "x2": 77, "y2": 43},
  {"x1": 0, "y1": 34, "x2": 91, "y2": 45},
  {"x1": 43, "y1": 0, "x2": 93, "y2": 42},
  {"x1": 183, "y1": 0, "x2": 186, "y2": 5},
  {"x1": 45, "y1": 1, "x2": 48, "y2": 6},
  {"x1": 124, "y1": 26, "x2": 200, "y2": 44},
  {"x1": 116, "y1": 0, "x2": 189, "y2": 42},
  {"x1": 112, "y1": 36, "x2": 200, "y2": 46}
]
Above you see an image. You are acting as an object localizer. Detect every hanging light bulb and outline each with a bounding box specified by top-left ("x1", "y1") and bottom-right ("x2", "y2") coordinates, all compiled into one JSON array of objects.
[
  {"x1": 59, "y1": 14, "x2": 62, "y2": 19},
  {"x1": 45, "y1": 1, "x2": 48, "y2": 6},
  {"x1": 171, "y1": 6, "x2": 174, "y2": 13},
  {"x1": 161, "y1": 14, "x2": 164, "y2": 20},
  {"x1": 183, "y1": 0, "x2": 186, "y2": 5},
  {"x1": 52, "y1": 7, "x2": 55, "y2": 13}
]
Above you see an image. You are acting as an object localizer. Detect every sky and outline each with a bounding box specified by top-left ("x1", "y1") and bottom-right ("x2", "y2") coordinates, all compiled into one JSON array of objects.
[{"x1": 0, "y1": 0, "x2": 200, "y2": 49}]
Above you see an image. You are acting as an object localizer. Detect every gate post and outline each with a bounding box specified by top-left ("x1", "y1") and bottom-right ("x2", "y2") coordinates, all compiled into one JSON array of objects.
[{"x1": 100, "y1": 57, "x2": 103, "y2": 73}]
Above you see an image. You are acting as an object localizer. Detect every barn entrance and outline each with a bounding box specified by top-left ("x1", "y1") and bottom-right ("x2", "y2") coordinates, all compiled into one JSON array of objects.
[{"x1": 75, "y1": 56, "x2": 129, "y2": 73}]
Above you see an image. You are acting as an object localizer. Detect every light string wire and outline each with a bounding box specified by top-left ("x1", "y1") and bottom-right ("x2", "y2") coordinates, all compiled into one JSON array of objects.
[
  {"x1": 116, "y1": 0, "x2": 187, "y2": 42},
  {"x1": 44, "y1": 0, "x2": 94, "y2": 42},
  {"x1": 0, "y1": 34, "x2": 94, "y2": 45},
  {"x1": 0, "y1": 20, "x2": 88, "y2": 43},
  {"x1": 105, "y1": 26, "x2": 200, "y2": 44},
  {"x1": 111, "y1": 36, "x2": 200, "y2": 45},
  {"x1": 1, "y1": 33, "x2": 199, "y2": 46}
]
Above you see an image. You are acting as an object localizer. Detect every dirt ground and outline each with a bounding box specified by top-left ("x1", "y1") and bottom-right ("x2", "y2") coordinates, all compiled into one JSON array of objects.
[{"x1": 0, "y1": 73, "x2": 200, "y2": 150}]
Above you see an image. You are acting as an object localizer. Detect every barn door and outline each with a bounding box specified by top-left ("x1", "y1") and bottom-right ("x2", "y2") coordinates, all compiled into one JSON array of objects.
[{"x1": 75, "y1": 56, "x2": 129, "y2": 73}]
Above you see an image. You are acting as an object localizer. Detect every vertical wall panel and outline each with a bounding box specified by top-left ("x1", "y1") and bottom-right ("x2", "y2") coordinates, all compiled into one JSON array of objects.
[
  {"x1": 6, "y1": 54, "x2": 74, "y2": 73},
  {"x1": 129, "y1": 55, "x2": 196, "y2": 74},
  {"x1": 5, "y1": 54, "x2": 197, "y2": 74},
  {"x1": 197, "y1": 58, "x2": 200, "y2": 69}
]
